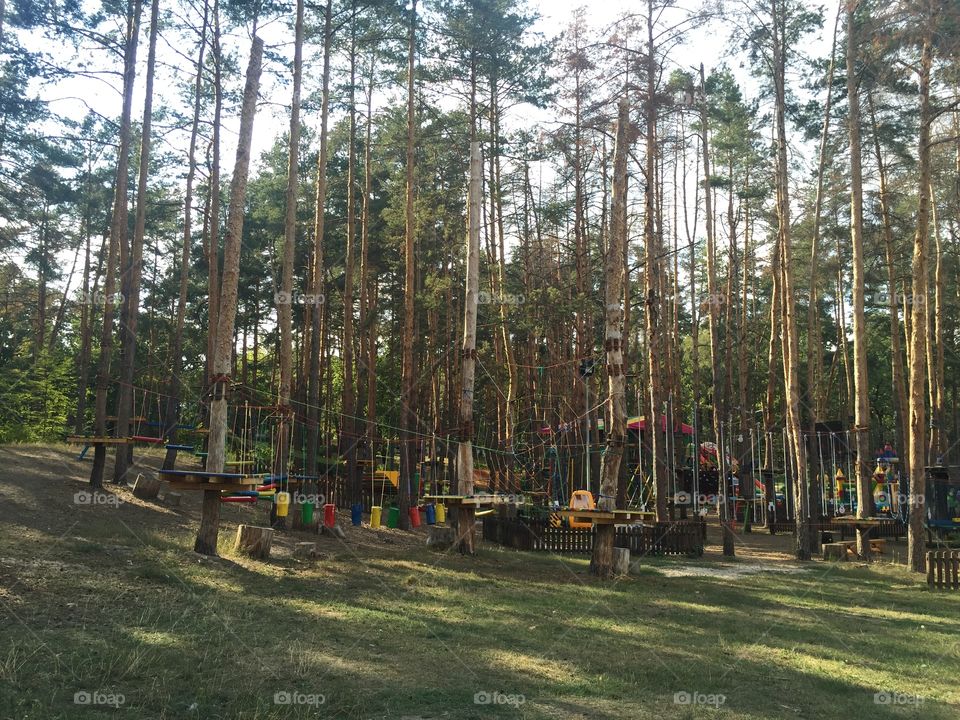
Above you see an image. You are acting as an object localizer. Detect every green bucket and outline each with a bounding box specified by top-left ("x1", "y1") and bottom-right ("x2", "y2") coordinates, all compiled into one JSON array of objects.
[
  {"x1": 387, "y1": 505, "x2": 400, "y2": 528},
  {"x1": 301, "y1": 502, "x2": 315, "y2": 525}
]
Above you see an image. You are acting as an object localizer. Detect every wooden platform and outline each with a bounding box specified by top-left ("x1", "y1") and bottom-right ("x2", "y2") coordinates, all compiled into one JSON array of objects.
[
  {"x1": 556, "y1": 509, "x2": 657, "y2": 525},
  {"x1": 159, "y1": 470, "x2": 266, "y2": 493},
  {"x1": 831, "y1": 517, "x2": 884, "y2": 528},
  {"x1": 423, "y1": 494, "x2": 524, "y2": 508},
  {"x1": 66, "y1": 435, "x2": 130, "y2": 445}
]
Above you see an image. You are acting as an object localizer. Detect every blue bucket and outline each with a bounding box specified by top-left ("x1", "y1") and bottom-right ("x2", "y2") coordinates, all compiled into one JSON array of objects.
[
  {"x1": 351, "y1": 503, "x2": 363, "y2": 526},
  {"x1": 424, "y1": 503, "x2": 437, "y2": 525}
]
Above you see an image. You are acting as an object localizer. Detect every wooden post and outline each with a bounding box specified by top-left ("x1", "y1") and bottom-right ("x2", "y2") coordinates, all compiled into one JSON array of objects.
[
  {"x1": 455, "y1": 141, "x2": 482, "y2": 555},
  {"x1": 590, "y1": 98, "x2": 630, "y2": 578},
  {"x1": 234, "y1": 525, "x2": 273, "y2": 559}
]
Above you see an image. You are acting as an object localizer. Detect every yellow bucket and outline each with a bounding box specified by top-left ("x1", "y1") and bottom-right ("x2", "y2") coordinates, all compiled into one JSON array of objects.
[
  {"x1": 370, "y1": 506, "x2": 382, "y2": 528},
  {"x1": 436, "y1": 503, "x2": 446, "y2": 524},
  {"x1": 275, "y1": 492, "x2": 290, "y2": 517}
]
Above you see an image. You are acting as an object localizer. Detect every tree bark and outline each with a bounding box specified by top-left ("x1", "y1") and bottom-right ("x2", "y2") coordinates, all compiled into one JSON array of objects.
[
  {"x1": 274, "y1": 0, "x2": 304, "y2": 496},
  {"x1": 772, "y1": 0, "x2": 810, "y2": 560},
  {"x1": 867, "y1": 91, "x2": 909, "y2": 499},
  {"x1": 89, "y1": 0, "x2": 141, "y2": 489},
  {"x1": 807, "y1": 5, "x2": 841, "y2": 427},
  {"x1": 456, "y1": 142, "x2": 482, "y2": 555},
  {"x1": 340, "y1": 4, "x2": 359, "y2": 505},
  {"x1": 398, "y1": 0, "x2": 417, "y2": 530},
  {"x1": 162, "y1": 0, "x2": 209, "y2": 472},
  {"x1": 590, "y1": 98, "x2": 629, "y2": 578},
  {"x1": 907, "y1": 11, "x2": 933, "y2": 573},
  {"x1": 306, "y1": 0, "x2": 333, "y2": 477},
  {"x1": 113, "y1": 0, "x2": 158, "y2": 486},
  {"x1": 846, "y1": 0, "x2": 873, "y2": 559},
  {"x1": 196, "y1": 35, "x2": 263, "y2": 556}
]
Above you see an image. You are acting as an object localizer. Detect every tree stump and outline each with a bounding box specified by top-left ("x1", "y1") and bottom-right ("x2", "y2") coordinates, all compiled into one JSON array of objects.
[
  {"x1": 426, "y1": 525, "x2": 455, "y2": 550},
  {"x1": 294, "y1": 542, "x2": 317, "y2": 559},
  {"x1": 823, "y1": 542, "x2": 848, "y2": 561},
  {"x1": 612, "y1": 547, "x2": 630, "y2": 576},
  {"x1": 133, "y1": 473, "x2": 161, "y2": 500},
  {"x1": 234, "y1": 524, "x2": 274, "y2": 559},
  {"x1": 590, "y1": 525, "x2": 616, "y2": 577},
  {"x1": 320, "y1": 524, "x2": 346, "y2": 540},
  {"x1": 164, "y1": 492, "x2": 182, "y2": 507}
]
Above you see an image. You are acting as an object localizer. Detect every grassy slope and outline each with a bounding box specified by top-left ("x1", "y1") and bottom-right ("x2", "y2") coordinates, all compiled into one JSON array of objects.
[{"x1": 0, "y1": 444, "x2": 957, "y2": 719}]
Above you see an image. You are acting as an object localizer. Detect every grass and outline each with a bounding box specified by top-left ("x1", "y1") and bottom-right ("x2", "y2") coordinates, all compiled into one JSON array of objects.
[{"x1": 0, "y1": 444, "x2": 958, "y2": 718}]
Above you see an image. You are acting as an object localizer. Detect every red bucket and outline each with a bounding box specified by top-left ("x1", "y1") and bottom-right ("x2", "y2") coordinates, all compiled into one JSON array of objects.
[
  {"x1": 323, "y1": 503, "x2": 336, "y2": 528},
  {"x1": 409, "y1": 506, "x2": 421, "y2": 528}
]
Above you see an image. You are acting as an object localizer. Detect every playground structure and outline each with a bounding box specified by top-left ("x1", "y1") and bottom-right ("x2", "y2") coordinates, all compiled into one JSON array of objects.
[{"x1": 68, "y1": 377, "x2": 934, "y2": 559}]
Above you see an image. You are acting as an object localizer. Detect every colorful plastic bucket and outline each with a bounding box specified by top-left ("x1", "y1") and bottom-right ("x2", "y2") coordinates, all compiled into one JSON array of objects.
[
  {"x1": 351, "y1": 503, "x2": 363, "y2": 526},
  {"x1": 424, "y1": 503, "x2": 436, "y2": 525},
  {"x1": 323, "y1": 503, "x2": 336, "y2": 528},
  {"x1": 409, "y1": 506, "x2": 421, "y2": 528},
  {"x1": 275, "y1": 492, "x2": 290, "y2": 517},
  {"x1": 301, "y1": 501, "x2": 314, "y2": 525},
  {"x1": 370, "y1": 506, "x2": 382, "y2": 528},
  {"x1": 436, "y1": 503, "x2": 446, "y2": 524},
  {"x1": 387, "y1": 506, "x2": 400, "y2": 528}
]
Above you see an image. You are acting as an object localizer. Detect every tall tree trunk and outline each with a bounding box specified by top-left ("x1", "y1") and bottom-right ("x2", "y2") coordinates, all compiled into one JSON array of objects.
[
  {"x1": 341, "y1": 4, "x2": 359, "y2": 504},
  {"x1": 772, "y1": 0, "x2": 810, "y2": 560},
  {"x1": 590, "y1": 99, "x2": 629, "y2": 578},
  {"x1": 700, "y1": 63, "x2": 731, "y2": 551},
  {"x1": 113, "y1": 0, "x2": 158, "y2": 485},
  {"x1": 162, "y1": 0, "x2": 209, "y2": 471},
  {"x1": 360, "y1": 52, "x2": 377, "y2": 463},
  {"x1": 274, "y1": 0, "x2": 304, "y2": 494},
  {"x1": 196, "y1": 34, "x2": 263, "y2": 555},
  {"x1": 867, "y1": 91, "x2": 909, "y2": 486},
  {"x1": 75, "y1": 146, "x2": 95, "y2": 434},
  {"x1": 306, "y1": 0, "x2": 333, "y2": 477},
  {"x1": 929, "y1": 186, "x2": 945, "y2": 460},
  {"x1": 205, "y1": 0, "x2": 222, "y2": 388},
  {"x1": 457, "y1": 141, "x2": 482, "y2": 554},
  {"x1": 89, "y1": 0, "x2": 141, "y2": 489},
  {"x1": 644, "y1": 9, "x2": 665, "y2": 523},
  {"x1": 398, "y1": 0, "x2": 417, "y2": 530},
  {"x1": 907, "y1": 12, "x2": 933, "y2": 574},
  {"x1": 807, "y1": 5, "x2": 841, "y2": 426},
  {"x1": 846, "y1": 0, "x2": 874, "y2": 558}
]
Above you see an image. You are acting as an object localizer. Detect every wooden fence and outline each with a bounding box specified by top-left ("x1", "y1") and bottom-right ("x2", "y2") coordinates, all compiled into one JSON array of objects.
[
  {"x1": 481, "y1": 516, "x2": 705, "y2": 557},
  {"x1": 927, "y1": 550, "x2": 960, "y2": 590},
  {"x1": 768, "y1": 519, "x2": 905, "y2": 540}
]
